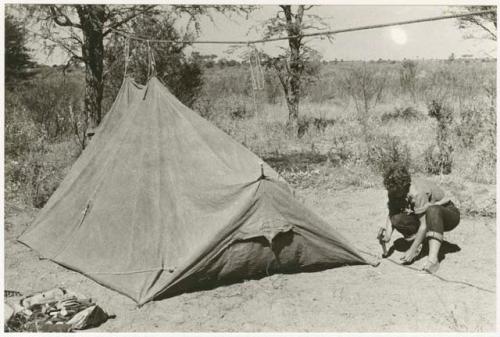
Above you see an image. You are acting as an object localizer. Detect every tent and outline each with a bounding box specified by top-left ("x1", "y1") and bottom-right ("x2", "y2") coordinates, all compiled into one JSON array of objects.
[{"x1": 19, "y1": 77, "x2": 371, "y2": 305}]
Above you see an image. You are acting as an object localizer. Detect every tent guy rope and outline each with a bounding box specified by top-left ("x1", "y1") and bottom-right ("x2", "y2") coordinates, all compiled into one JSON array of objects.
[
  {"x1": 358, "y1": 249, "x2": 495, "y2": 294},
  {"x1": 109, "y1": 9, "x2": 496, "y2": 45}
]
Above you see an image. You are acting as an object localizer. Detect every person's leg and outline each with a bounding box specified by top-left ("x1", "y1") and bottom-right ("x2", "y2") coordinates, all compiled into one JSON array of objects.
[
  {"x1": 390, "y1": 213, "x2": 423, "y2": 262},
  {"x1": 424, "y1": 238, "x2": 441, "y2": 273},
  {"x1": 422, "y1": 204, "x2": 460, "y2": 273},
  {"x1": 390, "y1": 213, "x2": 420, "y2": 239},
  {"x1": 442, "y1": 202, "x2": 460, "y2": 232}
]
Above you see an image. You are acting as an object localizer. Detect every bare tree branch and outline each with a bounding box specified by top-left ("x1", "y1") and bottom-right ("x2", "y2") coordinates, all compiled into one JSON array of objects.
[
  {"x1": 103, "y1": 5, "x2": 158, "y2": 36},
  {"x1": 49, "y1": 5, "x2": 81, "y2": 28}
]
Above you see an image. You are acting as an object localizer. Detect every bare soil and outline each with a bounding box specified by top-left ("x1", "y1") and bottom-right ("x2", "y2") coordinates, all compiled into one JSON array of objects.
[{"x1": 4, "y1": 187, "x2": 496, "y2": 332}]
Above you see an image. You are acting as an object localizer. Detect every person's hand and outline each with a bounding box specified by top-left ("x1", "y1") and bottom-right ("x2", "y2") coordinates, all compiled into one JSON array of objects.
[
  {"x1": 378, "y1": 227, "x2": 391, "y2": 242},
  {"x1": 382, "y1": 229, "x2": 391, "y2": 242},
  {"x1": 400, "y1": 244, "x2": 422, "y2": 264},
  {"x1": 404, "y1": 207, "x2": 414, "y2": 215},
  {"x1": 401, "y1": 249, "x2": 417, "y2": 264}
]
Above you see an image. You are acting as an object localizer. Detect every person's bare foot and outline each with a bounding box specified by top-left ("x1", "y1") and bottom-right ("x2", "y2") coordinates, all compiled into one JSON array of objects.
[{"x1": 422, "y1": 258, "x2": 440, "y2": 274}]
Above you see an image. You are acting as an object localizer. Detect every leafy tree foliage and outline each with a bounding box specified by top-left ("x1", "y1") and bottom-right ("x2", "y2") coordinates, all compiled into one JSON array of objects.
[
  {"x1": 5, "y1": 14, "x2": 34, "y2": 83},
  {"x1": 453, "y1": 6, "x2": 497, "y2": 41},
  {"x1": 24, "y1": 4, "x2": 254, "y2": 130},
  {"x1": 258, "y1": 5, "x2": 330, "y2": 131},
  {"x1": 104, "y1": 14, "x2": 203, "y2": 109}
]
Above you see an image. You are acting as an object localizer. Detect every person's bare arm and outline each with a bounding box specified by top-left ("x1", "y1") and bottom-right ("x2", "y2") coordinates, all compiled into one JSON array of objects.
[
  {"x1": 401, "y1": 215, "x2": 426, "y2": 263},
  {"x1": 382, "y1": 216, "x2": 393, "y2": 242}
]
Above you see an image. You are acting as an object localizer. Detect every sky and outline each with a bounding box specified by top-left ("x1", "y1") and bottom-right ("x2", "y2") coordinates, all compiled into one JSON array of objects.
[{"x1": 23, "y1": 5, "x2": 498, "y2": 65}]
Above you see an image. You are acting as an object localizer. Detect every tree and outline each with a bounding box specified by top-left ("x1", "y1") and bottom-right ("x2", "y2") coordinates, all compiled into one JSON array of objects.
[
  {"x1": 26, "y1": 5, "x2": 254, "y2": 131},
  {"x1": 25, "y1": 5, "x2": 159, "y2": 130},
  {"x1": 340, "y1": 64, "x2": 387, "y2": 138},
  {"x1": 260, "y1": 5, "x2": 330, "y2": 131},
  {"x1": 5, "y1": 14, "x2": 34, "y2": 83},
  {"x1": 105, "y1": 14, "x2": 204, "y2": 108},
  {"x1": 453, "y1": 6, "x2": 497, "y2": 41}
]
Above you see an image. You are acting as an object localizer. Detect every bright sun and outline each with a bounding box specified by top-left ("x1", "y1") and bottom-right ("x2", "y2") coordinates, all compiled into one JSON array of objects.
[{"x1": 390, "y1": 27, "x2": 408, "y2": 45}]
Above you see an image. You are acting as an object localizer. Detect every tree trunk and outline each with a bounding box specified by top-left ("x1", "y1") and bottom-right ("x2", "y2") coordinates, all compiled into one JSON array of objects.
[
  {"x1": 282, "y1": 5, "x2": 304, "y2": 131},
  {"x1": 77, "y1": 5, "x2": 105, "y2": 130},
  {"x1": 286, "y1": 43, "x2": 301, "y2": 129}
]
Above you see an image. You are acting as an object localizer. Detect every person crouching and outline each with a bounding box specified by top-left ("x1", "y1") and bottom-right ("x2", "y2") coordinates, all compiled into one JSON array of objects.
[{"x1": 380, "y1": 163, "x2": 460, "y2": 273}]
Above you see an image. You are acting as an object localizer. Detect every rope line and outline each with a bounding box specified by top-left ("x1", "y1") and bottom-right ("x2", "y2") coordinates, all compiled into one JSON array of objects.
[
  {"x1": 110, "y1": 9, "x2": 496, "y2": 45},
  {"x1": 358, "y1": 249, "x2": 494, "y2": 294}
]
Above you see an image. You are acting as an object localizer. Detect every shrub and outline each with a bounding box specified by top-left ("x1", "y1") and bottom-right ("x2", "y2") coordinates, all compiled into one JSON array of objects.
[
  {"x1": 327, "y1": 135, "x2": 354, "y2": 166},
  {"x1": 455, "y1": 103, "x2": 482, "y2": 148},
  {"x1": 426, "y1": 100, "x2": 454, "y2": 174},
  {"x1": 18, "y1": 76, "x2": 83, "y2": 142},
  {"x1": 423, "y1": 144, "x2": 453, "y2": 175},
  {"x1": 6, "y1": 138, "x2": 80, "y2": 208},
  {"x1": 365, "y1": 134, "x2": 411, "y2": 175},
  {"x1": 340, "y1": 64, "x2": 387, "y2": 138},
  {"x1": 297, "y1": 116, "x2": 336, "y2": 138},
  {"x1": 4, "y1": 92, "x2": 39, "y2": 158},
  {"x1": 399, "y1": 60, "x2": 418, "y2": 101},
  {"x1": 297, "y1": 117, "x2": 311, "y2": 138},
  {"x1": 230, "y1": 103, "x2": 254, "y2": 120},
  {"x1": 380, "y1": 106, "x2": 423, "y2": 123}
]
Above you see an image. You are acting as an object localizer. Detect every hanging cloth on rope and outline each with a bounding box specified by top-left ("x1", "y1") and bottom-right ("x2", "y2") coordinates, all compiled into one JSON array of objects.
[
  {"x1": 146, "y1": 41, "x2": 157, "y2": 79},
  {"x1": 248, "y1": 44, "x2": 265, "y2": 91},
  {"x1": 123, "y1": 38, "x2": 130, "y2": 78}
]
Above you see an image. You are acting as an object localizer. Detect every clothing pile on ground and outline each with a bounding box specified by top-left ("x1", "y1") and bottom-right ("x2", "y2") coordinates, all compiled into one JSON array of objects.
[{"x1": 4, "y1": 288, "x2": 113, "y2": 332}]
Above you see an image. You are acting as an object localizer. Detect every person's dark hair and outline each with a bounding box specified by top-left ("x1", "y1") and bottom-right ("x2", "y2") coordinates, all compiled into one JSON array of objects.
[
  {"x1": 383, "y1": 163, "x2": 411, "y2": 191},
  {"x1": 383, "y1": 163, "x2": 412, "y2": 216}
]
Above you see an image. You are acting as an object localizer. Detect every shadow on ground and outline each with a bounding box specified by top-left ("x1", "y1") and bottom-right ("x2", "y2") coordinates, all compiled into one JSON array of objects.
[{"x1": 386, "y1": 238, "x2": 461, "y2": 263}]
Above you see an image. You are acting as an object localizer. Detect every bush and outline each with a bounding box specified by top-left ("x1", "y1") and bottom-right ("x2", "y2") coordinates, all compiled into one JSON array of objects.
[
  {"x1": 455, "y1": 96, "x2": 495, "y2": 151},
  {"x1": 455, "y1": 104, "x2": 482, "y2": 148},
  {"x1": 340, "y1": 64, "x2": 387, "y2": 137},
  {"x1": 423, "y1": 143, "x2": 453, "y2": 175},
  {"x1": 5, "y1": 72, "x2": 84, "y2": 208},
  {"x1": 104, "y1": 15, "x2": 203, "y2": 109},
  {"x1": 399, "y1": 60, "x2": 418, "y2": 101},
  {"x1": 21, "y1": 76, "x2": 83, "y2": 141},
  {"x1": 365, "y1": 134, "x2": 411, "y2": 175},
  {"x1": 297, "y1": 116, "x2": 336, "y2": 138},
  {"x1": 326, "y1": 135, "x2": 354, "y2": 166},
  {"x1": 230, "y1": 104, "x2": 254, "y2": 120},
  {"x1": 380, "y1": 106, "x2": 423, "y2": 123},
  {"x1": 5, "y1": 137, "x2": 79, "y2": 208},
  {"x1": 4, "y1": 92, "x2": 40, "y2": 158},
  {"x1": 426, "y1": 100, "x2": 454, "y2": 175}
]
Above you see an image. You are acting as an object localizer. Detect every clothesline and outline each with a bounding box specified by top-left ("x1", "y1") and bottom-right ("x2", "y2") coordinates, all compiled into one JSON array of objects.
[{"x1": 110, "y1": 9, "x2": 496, "y2": 45}]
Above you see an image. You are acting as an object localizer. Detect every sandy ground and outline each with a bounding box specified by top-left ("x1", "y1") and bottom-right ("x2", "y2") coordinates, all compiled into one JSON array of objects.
[{"x1": 4, "y1": 187, "x2": 496, "y2": 332}]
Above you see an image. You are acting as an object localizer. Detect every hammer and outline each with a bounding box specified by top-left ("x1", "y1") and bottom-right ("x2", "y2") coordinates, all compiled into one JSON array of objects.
[{"x1": 377, "y1": 227, "x2": 388, "y2": 258}]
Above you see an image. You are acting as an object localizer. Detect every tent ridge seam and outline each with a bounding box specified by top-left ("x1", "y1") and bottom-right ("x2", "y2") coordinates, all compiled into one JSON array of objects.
[{"x1": 85, "y1": 267, "x2": 166, "y2": 275}]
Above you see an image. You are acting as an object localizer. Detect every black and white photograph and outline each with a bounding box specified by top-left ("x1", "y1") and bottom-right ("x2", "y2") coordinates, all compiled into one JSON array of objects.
[{"x1": 2, "y1": 1, "x2": 497, "y2": 333}]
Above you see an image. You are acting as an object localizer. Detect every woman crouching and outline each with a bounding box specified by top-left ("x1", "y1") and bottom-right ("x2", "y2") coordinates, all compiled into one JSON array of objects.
[{"x1": 380, "y1": 163, "x2": 460, "y2": 273}]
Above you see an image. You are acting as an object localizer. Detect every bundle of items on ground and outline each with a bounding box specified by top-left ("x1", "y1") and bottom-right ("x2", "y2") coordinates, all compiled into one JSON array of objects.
[{"x1": 4, "y1": 288, "x2": 112, "y2": 332}]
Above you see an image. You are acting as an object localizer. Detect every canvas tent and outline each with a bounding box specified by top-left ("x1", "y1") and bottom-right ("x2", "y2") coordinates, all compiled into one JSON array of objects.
[{"x1": 19, "y1": 76, "x2": 371, "y2": 305}]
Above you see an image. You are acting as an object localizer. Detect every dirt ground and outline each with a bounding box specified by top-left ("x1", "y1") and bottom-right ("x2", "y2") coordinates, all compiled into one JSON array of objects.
[{"x1": 4, "y1": 187, "x2": 496, "y2": 332}]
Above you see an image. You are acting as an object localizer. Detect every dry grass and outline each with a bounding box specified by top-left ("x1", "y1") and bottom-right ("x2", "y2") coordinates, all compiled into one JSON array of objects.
[{"x1": 4, "y1": 59, "x2": 496, "y2": 216}]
